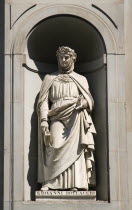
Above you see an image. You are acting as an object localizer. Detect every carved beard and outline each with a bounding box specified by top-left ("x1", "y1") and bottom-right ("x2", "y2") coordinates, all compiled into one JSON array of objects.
[{"x1": 58, "y1": 61, "x2": 74, "y2": 74}]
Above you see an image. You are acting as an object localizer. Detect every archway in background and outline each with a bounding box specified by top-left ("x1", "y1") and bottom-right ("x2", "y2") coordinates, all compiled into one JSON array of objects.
[{"x1": 25, "y1": 15, "x2": 109, "y2": 201}]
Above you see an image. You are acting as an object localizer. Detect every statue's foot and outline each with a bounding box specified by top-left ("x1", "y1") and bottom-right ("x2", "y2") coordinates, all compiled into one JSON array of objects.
[
  {"x1": 41, "y1": 186, "x2": 49, "y2": 191},
  {"x1": 70, "y1": 187, "x2": 78, "y2": 191}
]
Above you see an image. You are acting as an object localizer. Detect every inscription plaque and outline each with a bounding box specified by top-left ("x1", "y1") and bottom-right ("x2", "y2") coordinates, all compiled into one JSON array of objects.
[{"x1": 35, "y1": 191, "x2": 96, "y2": 201}]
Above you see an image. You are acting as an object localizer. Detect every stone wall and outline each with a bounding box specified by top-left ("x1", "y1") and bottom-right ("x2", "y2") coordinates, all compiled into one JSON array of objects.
[
  {"x1": 2, "y1": 0, "x2": 132, "y2": 209},
  {"x1": 125, "y1": 1, "x2": 132, "y2": 210}
]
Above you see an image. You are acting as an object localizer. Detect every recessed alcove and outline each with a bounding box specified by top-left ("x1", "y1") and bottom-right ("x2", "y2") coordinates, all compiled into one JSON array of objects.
[{"x1": 25, "y1": 15, "x2": 109, "y2": 201}]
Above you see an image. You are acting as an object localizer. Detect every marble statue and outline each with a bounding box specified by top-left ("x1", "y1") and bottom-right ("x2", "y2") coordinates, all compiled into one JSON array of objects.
[{"x1": 37, "y1": 46, "x2": 96, "y2": 191}]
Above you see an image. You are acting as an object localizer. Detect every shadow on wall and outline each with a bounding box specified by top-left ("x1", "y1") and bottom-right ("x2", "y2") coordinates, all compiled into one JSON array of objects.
[{"x1": 27, "y1": 93, "x2": 42, "y2": 201}]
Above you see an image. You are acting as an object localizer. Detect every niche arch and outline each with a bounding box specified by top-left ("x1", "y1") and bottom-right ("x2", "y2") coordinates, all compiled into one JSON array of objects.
[
  {"x1": 11, "y1": 4, "x2": 118, "y2": 203},
  {"x1": 26, "y1": 14, "x2": 108, "y2": 201}
]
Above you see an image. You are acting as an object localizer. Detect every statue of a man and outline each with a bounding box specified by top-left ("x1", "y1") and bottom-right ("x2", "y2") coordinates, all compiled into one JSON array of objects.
[{"x1": 37, "y1": 46, "x2": 96, "y2": 191}]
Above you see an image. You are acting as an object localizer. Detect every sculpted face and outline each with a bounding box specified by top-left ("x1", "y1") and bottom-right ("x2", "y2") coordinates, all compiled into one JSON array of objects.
[{"x1": 58, "y1": 53, "x2": 74, "y2": 72}]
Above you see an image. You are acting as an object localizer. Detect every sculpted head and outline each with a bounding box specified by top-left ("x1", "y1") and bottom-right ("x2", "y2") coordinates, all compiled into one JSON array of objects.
[{"x1": 56, "y1": 46, "x2": 77, "y2": 73}]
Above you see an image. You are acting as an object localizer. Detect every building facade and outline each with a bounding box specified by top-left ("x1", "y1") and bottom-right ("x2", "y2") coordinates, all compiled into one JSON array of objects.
[{"x1": 0, "y1": 0, "x2": 132, "y2": 209}]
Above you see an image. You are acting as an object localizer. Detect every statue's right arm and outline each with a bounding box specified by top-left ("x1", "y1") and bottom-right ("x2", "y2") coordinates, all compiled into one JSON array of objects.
[
  {"x1": 38, "y1": 73, "x2": 55, "y2": 132},
  {"x1": 39, "y1": 91, "x2": 49, "y2": 132}
]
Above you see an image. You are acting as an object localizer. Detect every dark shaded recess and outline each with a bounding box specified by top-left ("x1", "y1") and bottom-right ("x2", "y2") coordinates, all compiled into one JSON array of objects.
[
  {"x1": 22, "y1": 57, "x2": 105, "y2": 75},
  {"x1": 27, "y1": 94, "x2": 42, "y2": 201},
  {"x1": 0, "y1": 1, "x2": 4, "y2": 209},
  {"x1": 27, "y1": 15, "x2": 109, "y2": 201},
  {"x1": 27, "y1": 15, "x2": 105, "y2": 64},
  {"x1": 85, "y1": 66, "x2": 109, "y2": 201}
]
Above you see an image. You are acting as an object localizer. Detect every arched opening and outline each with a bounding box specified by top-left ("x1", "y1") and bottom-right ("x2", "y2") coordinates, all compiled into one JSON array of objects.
[
  {"x1": 27, "y1": 15, "x2": 105, "y2": 64},
  {"x1": 25, "y1": 15, "x2": 109, "y2": 201}
]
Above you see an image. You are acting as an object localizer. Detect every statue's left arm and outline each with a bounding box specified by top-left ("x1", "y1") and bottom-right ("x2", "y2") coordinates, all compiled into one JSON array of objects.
[{"x1": 75, "y1": 76, "x2": 94, "y2": 111}]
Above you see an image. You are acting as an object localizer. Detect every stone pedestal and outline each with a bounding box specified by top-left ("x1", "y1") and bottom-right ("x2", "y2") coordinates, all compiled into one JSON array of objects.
[{"x1": 35, "y1": 190, "x2": 96, "y2": 201}]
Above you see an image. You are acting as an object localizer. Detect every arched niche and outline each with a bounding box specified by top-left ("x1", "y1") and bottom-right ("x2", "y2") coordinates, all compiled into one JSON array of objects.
[
  {"x1": 11, "y1": 4, "x2": 118, "y2": 204},
  {"x1": 25, "y1": 14, "x2": 108, "y2": 201}
]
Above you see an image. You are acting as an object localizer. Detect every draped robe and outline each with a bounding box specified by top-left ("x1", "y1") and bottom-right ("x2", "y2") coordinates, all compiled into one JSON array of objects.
[{"x1": 37, "y1": 71, "x2": 96, "y2": 190}]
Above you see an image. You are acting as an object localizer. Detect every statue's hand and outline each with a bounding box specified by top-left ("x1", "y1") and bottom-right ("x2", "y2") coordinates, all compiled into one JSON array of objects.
[
  {"x1": 75, "y1": 98, "x2": 88, "y2": 110},
  {"x1": 41, "y1": 121, "x2": 49, "y2": 133}
]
